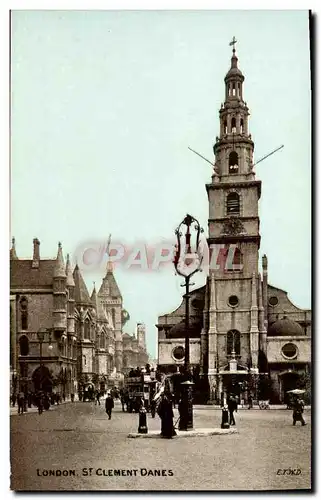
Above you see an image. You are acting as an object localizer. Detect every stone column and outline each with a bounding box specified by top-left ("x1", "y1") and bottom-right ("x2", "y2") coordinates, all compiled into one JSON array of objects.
[
  {"x1": 250, "y1": 273, "x2": 259, "y2": 370},
  {"x1": 218, "y1": 375, "x2": 223, "y2": 406}
]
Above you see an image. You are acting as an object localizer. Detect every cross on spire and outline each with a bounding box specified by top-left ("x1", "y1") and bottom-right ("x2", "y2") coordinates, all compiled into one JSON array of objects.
[{"x1": 229, "y1": 36, "x2": 237, "y2": 53}]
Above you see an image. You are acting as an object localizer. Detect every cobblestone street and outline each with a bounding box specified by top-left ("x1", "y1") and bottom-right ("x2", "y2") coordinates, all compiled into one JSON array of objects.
[{"x1": 10, "y1": 400, "x2": 311, "y2": 491}]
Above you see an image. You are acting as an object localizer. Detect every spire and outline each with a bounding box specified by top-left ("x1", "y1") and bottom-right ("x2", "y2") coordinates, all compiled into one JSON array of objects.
[
  {"x1": 73, "y1": 264, "x2": 91, "y2": 304},
  {"x1": 53, "y1": 242, "x2": 66, "y2": 278},
  {"x1": 65, "y1": 253, "x2": 75, "y2": 287},
  {"x1": 91, "y1": 282, "x2": 97, "y2": 306},
  {"x1": 98, "y1": 266, "x2": 122, "y2": 299},
  {"x1": 225, "y1": 37, "x2": 244, "y2": 82},
  {"x1": 10, "y1": 237, "x2": 18, "y2": 260}
]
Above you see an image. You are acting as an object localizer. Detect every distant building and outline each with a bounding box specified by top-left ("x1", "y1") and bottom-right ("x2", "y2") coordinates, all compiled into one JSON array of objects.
[
  {"x1": 157, "y1": 45, "x2": 311, "y2": 404},
  {"x1": 122, "y1": 323, "x2": 149, "y2": 375}
]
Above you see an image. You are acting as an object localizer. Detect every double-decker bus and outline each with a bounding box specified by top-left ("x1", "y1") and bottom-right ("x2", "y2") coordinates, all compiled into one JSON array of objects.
[{"x1": 123, "y1": 369, "x2": 158, "y2": 412}]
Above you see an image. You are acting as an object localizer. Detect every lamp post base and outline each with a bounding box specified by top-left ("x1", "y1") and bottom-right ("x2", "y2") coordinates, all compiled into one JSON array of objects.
[{"x1": 178, "y1": 381, "x2": 194, "y2": 431}]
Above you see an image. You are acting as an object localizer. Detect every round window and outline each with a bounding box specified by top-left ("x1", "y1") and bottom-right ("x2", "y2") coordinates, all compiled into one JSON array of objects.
[
  {"x1": 172, "y1": 346, "x2": 185, "y2": 361},
  {"x1": 269, "y1": 296, "x2": 279, "y2": 306},
  {"x1": 228, "y1": 295, "x2": 239, "y2": 307},
  {"x1": 281, "y1": 343, "x2": 298, "y2": 360}
]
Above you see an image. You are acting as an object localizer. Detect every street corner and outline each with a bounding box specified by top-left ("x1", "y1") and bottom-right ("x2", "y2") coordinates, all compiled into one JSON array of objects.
[{"x1": 127, "y1": 427, "x2": 239, "y2": 438}]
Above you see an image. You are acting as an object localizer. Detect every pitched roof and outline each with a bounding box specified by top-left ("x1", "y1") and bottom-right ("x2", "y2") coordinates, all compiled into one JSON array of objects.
[
  {"x1": 65, "y1": 254, "x2": 75, "y2": 287},
  {"x1": 73, "y1": 264, "x2": 92, "y2": 305},
  {"x1": 10, "y1": 260, "x2": 56, "y2": 288},
  {"x1": 98, "y1": 269, "x2": 122, "y2": 299},
  {"x1": 91, "y1": 284, "x2": 97, "y2": 306}
]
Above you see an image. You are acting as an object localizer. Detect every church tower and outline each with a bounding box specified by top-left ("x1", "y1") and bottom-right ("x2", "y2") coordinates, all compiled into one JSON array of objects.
[{"x1": 205, "y1": 40, "x2": 262, "y2": 402}]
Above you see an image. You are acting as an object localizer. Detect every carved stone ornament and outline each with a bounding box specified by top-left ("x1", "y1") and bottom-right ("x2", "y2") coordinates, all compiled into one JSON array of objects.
[{"x1": 221, "y1": 218, "x2": 245, "y2": 235}]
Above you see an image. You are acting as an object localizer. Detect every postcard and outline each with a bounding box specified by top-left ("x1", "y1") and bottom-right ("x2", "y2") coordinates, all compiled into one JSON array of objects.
[{"x1": 10, "y1": 9, "x2": 312, "y2": 492}]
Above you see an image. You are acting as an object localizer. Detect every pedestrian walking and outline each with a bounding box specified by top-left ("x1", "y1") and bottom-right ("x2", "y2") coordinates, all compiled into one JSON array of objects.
[
  {"x1": 248, "y1": 394, "x2": 253, "y2": 410},
  {"x1": 120, "y1": 394, "x2": 126, "y2": 412},
  {"x1": 227, "y1": 394, "x2": 237, "y2": 425},
  {"x1": 17, "y1": 392, "x2": 24, "y2": 414},
  {"x1": 11, "y1": 393, "x2": 17, "y2": 407},
  {"x1": 292, "y1": 397, "x2": 306, "y2": 426},
  {"x1": 71, "y1": 393, "x2": 75, "y2": 402},
  {"x1": 37, "y1": 392, "x2": 44, "y2": 415},
  {"x1": 105, "y1": 393, "x2": 114, "y2": 419},
  {"x1": 95, "y1": 391, "x2": 101, "y2": 406}
]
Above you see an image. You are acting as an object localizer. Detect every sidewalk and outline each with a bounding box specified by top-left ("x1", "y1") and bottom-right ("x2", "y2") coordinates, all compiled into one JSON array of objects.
[
  {"x1": 128, "y1": 427, "x2": 238, "y2": 439},
  {"x1": 193, "y1": 404, "x2": 311, "y2": 411},
  {"x1": 10, "y1": 398, "x2": 75, "y2": 416}
]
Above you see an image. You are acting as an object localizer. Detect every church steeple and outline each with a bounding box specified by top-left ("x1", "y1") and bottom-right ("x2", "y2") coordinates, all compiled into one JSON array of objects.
[
  {"x1": 206, "y1": 39, "x2": 262, "y2": 276},
  {"x1": 213, "y1": 39, "x2": 254, "y2": 181}
]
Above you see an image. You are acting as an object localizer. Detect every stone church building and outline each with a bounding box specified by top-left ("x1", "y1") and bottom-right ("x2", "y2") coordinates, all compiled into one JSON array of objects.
[
  {"x1": 157, "y1": 45, "x2": 311, "y2": 404},
  {"x1": 10, "y1": 238, "x2": 149, "y2": 397}
]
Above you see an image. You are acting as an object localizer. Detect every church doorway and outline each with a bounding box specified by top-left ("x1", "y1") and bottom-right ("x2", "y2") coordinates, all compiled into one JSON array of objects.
[
  {"x1": 32, "y1": 366, "x2": 53, "y2": 393},
  {"x1": 279, "y1": 370, "x2": 300, "y2": 405}
]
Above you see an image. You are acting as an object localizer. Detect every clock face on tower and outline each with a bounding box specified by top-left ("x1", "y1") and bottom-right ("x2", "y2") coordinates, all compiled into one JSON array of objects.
[{"x1": 221, "y1": 218, "x2": 245, "y2": 235}]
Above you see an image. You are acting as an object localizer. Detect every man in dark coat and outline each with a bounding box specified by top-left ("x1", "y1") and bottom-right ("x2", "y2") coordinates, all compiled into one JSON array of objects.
[
  {"x1": 105, "y1": 393, "x2": 114, "y2": 419},
  {"x1": 227, "y1": 394, "x2": 237, "y2": 425},
  {"x1": 158, "y1": 394, "x2": 176, "y2": 438},
  {"x1": 292, "y1": 397, "x2": 306, "y2": 426}
]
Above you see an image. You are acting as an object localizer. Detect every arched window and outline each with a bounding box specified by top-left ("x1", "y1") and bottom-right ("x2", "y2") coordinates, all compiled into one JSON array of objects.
[
  {"x1": 20, "y1": 297, "x2": 28, "y2": 330},
  {"x1": 238, "y1": 82, "x2": 241, "y2": 97},
  {"x1": 231, "y1": 118, "x2": 236, "y2": 134},
  {"x1": 240, "y1": 119, "x2": 244, "y2": 134},
  {"x1": 229, "y1": 151, "x2": 238, "y2": 173},
  {"x1": 228, "y1": 85, "x2": 232, "y2": 96},
  {"x1": 84, "y1": 318, "x2": 90, "y2": 339},
  {"x1": 227, "y1": 330, "x2": 241, "y2": 355},
  {"x1": 100, "y1": 333, "x2": 105, "y2": 349},
  {"x1": 227, "y1": 192, "x2": 240, "y2": 215},
  {"x1": 224, "y1": 120, "x2": 227, "y2": 135},
  {"x1": 112, "y1": 308, "x2": 116, "y2": 328},
  {"x1": 19, "y1": 335, "x2": 29, "y2": 356},
  {"x1": 232, "y1": 83, "x2": 236, "y2": 96}
]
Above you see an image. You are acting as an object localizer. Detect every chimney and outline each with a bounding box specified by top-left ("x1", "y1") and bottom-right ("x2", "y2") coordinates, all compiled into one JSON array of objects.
[{"x1": 32, "y1": 238, "x2": 40, "y2": 268}]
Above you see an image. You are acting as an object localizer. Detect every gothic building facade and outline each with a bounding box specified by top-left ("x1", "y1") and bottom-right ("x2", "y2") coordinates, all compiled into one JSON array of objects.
[
  {"x1": 10, "y1": 238, "x2": 149, "y2": 397},
  {"x1": 157, "y1": 45, "x2": 311, "y2": 404}
]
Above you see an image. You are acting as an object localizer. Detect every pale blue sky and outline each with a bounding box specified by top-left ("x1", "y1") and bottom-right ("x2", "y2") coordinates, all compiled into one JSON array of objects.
[{"x1": 11, "y1": 10, "x2": 311, "y2": 358}]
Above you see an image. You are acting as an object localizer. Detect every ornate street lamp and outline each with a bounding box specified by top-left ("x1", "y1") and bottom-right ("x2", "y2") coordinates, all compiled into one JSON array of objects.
[{"x1": 173, "y1": 214, "x2": 203, "y2": 430}]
